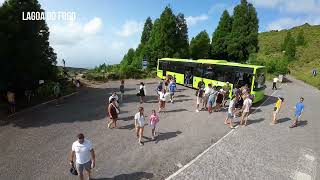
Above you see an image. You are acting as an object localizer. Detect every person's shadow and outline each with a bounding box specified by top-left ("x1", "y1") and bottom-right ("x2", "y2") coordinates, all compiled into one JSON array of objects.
[
  {"x1": 155, "y1": 131, "x2": 182, "y2": 144},
  {"x1": 92, "y1": 171, "x2": 153, "y2": 180}
]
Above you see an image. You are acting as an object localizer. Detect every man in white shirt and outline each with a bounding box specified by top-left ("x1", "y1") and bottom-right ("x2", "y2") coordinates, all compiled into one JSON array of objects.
[
  {"x1": 203, "y1": 84, "x2": 213, "y2": 110},
  {"x1": 240, "y1": 95, "x2": 252, "y2": 126},
  {"x1": 272, "y1": 77, "x2": 278, "y2": 90},
  {"x1": 69, "y1": 133, "x2": 96, "y2": 180}
]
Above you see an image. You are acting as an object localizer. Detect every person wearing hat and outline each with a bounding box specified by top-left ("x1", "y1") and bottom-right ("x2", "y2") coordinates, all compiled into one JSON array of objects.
[
  {"x1": 271, "y1": 97, "x2": 284, "y2": 125},
  {"x1": 69, "y1": 133, "x2": 96, "y2": 180},
  {"x1": 240, "y1": 94, "x2": 252, "y2": 126}
]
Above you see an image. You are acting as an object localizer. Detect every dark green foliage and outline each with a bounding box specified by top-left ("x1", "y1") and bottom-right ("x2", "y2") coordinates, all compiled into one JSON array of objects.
[
  {"x1": 190, "y1": 31, "x2": 211, "y2": 59},
  {"x1": 227, "y1": 0, "x2": 259, "y2": 62},
  {"x1": 296, "y1": 30, "x2": 305, "y2": 46},
  {"x1": 285, "y1": 37, "x2": 296, "y2": 61},
  {"x1": 141, "y1": 17, "x2": 153, "y2": 45},
  {"x1": 0, "y1": 0, "x2": 58, "y2": 90},
  {"x1": 211, "y1": 10, "x2": 232, "y2": 60},
  {"x1": 248, "y1": 54, "x2": 289, "y2": 75},
  {"x1": 281, "y1": 31, "x2": 292, "y2": 51},
  {"x1": 174, "y1": 13, "x2": 189, "y2": 58}
]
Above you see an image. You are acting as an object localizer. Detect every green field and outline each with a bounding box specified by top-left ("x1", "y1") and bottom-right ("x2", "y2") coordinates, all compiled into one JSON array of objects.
[{"x1": 257, "y1": 23, "x2": 320, "y2": 88}]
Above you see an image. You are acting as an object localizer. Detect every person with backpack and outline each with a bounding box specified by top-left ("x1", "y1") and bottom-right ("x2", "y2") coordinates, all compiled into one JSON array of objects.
[{"x1": 169, "y1": 79, "x2": 176, "y2": 103}]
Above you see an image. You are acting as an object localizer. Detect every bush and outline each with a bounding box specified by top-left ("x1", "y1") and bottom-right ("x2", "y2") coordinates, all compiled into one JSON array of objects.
[{"x1": 36, "y1": 82, "x2": 55, "y2": 98}]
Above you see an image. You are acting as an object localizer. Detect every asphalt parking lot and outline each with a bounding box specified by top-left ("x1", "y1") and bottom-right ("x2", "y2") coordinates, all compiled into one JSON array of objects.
[{"x1": 0, "y1": 77, "x2": 318, "y2": 180}]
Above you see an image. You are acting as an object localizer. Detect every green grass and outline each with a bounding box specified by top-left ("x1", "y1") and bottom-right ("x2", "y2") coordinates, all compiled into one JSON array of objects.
[{"x1": 258, "y1": 23, "x2": 320, "y2": 89}]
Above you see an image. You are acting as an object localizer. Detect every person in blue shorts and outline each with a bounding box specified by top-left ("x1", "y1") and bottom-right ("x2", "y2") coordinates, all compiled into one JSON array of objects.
[{"x1": 290, "y1": 97, "x2": 304, "y2": 128}]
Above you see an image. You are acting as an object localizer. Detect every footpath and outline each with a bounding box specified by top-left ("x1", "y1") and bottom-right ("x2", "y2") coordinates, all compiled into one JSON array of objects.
[{"x1": 167, "y1": 76, "x2": 320, "y2": 180}]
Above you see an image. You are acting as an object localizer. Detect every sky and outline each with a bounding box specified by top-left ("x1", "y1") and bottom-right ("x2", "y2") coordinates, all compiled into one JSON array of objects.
[{"x1": 1, "y1": 0, "x2": 320, "y2": 68}]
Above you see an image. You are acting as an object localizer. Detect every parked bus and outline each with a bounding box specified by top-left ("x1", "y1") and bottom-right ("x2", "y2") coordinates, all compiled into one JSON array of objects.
[{"x1": 157, "y1": 58, "x2": 266, "y2": 103}]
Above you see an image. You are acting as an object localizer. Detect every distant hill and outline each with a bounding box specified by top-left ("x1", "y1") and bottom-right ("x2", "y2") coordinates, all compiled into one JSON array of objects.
[
  {"x1": 57, "y1": 66, "x2": 88, "y2": 73},
  {"x1": 257, "y1": 23, "x2": 320, "y2": 88}
]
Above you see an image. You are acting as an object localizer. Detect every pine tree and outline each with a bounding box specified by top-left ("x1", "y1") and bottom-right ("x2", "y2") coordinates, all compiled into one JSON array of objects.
[
  {"x1": 190, "y1": 30, "x2": 211, "y2": 60},
  {"x1": 285, "y1": 37, "x2": 296, "y2": 61},
  {"x1": 227, "y1": 0, "x2": 259, "y2": 63},
  {"x1": 296, "y1": 30, "x2": 305, "y2": 46},
  {"x1": 211, "y1": 10, "x2": 232, "y2": 60},
  {"x1": 175, "y1": 13, "x2": 189, "y2": 58},
  {"x1": 141, "y1": 17, "x2": 153, "y2": 45},
  {"x1": 281, "y1": 31, "x2": 292, "y2": 51},
  {"x1": 0, "y1": 0, "x2": 57, "y2": 88}
]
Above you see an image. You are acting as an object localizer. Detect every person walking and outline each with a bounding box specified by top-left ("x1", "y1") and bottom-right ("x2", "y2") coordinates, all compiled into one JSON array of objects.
[
  {"x1": 224, "y1": 95, "x2": 236, "y2": 129},
  {"x1": 119, "y1": 80, "x2": 124, "y2": 101},
  {"x1": 7, "y1": 89, "x2": 16, "y2": 114},
  {"x1": 222, "y1": 82, "x2": 231, "y2": 107},
  {"x1": 271, "y1": 97, "x2": 284, "y2": 125},
  {"x1": 272, "y1": 77, "x2": 278, "y2": 90},
  {"x1": 107, "y1": 98, "x2": 119, "y2": 129},
  {"x1": 158, "y1": 89, "x2": 169, "y2": 113},
  {"x1": 53, "y1": 82, "x2": 62, "y2": 105},
  {"x1": 149, "y1": 110, "x2": 159, "y2": 140},
  {"x1": 169, "y1": 79, "x2": 176, "y2": 103},
  {"x1": 137, "y1": 82, "x2": 146, "y2": 103},
  {"x1": 240, "y1": 94, "x2": 252, "y2": 126},
  {"x1": 290, "y1": 97, "x2": 305, "y2": 128},
  {"x1": 109, "y1": 92, "x2": 119, "y2": 107},
  {"x1": 203, "y1": 84, "x2": 213, "y2": 110},
  {"x1": 207, "y1": 87, "x2": 217, "y2": 114},
  {"x1": 195, "y1": 86, "x2": 204, "y2": 112},
  {"x1": 135, "y1": 107, "x2": 147, "y2": 145},
  {"x1": 312, "y1": 68, "x2": 317, "y2": 77},
  {"x1": 215, "y1": 89, "x2": 224, "y2": 112},
  {"x1": 69, "y1": 133, "x2": 96, "y2": 180}
]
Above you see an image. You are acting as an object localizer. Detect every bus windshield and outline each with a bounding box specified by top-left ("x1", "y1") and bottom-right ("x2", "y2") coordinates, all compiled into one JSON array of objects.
[{"x1": 254, "y1": 68, "x2": 266, "y2": 91}]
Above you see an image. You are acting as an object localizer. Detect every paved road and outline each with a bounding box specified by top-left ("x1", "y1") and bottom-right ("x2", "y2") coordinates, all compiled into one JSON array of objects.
[
  {"x1": 168, "y1": 76, "x2": 320, "y2": 180},
  {"x1": 0, "y1": 79, "x2": 235, "y2": 180}
]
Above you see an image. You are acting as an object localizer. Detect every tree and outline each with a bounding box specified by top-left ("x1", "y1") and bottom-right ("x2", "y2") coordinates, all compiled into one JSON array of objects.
[
  {"x1": 189, "y1": 31, "x2": 211, "y2": 60},
  {"x1": 174, "y1": 13, "x2": 189, "y2": 58},
  {"x1": 281, "y1": 31, "x2": 292, "y2": 51},
  {"x1": 140, "y1": 17, "x2": 153, "y2": 45},
  {"x1": 0, "y1": 0, "x2": 58, "y2": 90},
  {"x1": 296, "y1": 30, "x2": 305, "y2": 46},
  {"x1": 211, "y1": 10, "x2": 232, "y2": 60},
  {"x1": 147, "y1": 6, "x2": 177, "y2": 67},
  {"x1": 285, "y1": 37, "x2": 296, "y2": 61},
  {"x1": 227, "y1": 0, "x2": 259, "y2": 63}
]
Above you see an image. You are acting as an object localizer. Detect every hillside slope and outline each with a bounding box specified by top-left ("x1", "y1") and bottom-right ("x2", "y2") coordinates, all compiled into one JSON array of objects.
[{"x1": 257, "y1": 24, "x2": 320, "y2": 88}]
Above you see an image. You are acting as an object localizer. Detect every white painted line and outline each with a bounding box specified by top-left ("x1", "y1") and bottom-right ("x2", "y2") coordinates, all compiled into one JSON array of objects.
[
  {"x1": 165, "y1": 85, "x2": 283, "y2": 180},
  {"x1": 294, "y1": 171, "x2": 311, "y2": 180},
  {"x1": 7, "y1": 91, "x2": 79, "y2": 118},
  {"x1": 305, "y1": 154, "x2": 315, "y2": 161}
]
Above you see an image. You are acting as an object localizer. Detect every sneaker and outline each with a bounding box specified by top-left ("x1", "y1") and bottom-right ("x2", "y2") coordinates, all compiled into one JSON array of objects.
[
  {"x1": 139, "y1": 141, "x2": 144, "y2": 146},
  {"x1": 196, "y1": 109, "x2": 199, "y2": 112}
]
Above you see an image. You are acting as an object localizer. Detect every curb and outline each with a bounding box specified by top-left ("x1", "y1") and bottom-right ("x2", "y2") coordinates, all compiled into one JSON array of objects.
[{"x1": 7, "y1": 91, "x2": 79, "y2": 118}]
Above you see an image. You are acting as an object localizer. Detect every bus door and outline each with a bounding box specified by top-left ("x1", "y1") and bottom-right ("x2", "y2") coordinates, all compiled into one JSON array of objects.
[
  {"x1": 184, "y1": 63, "x2": 197, "y2": 86},
  {"x1": 162, "y1": 61, "x2": 168, "y2": 77}
]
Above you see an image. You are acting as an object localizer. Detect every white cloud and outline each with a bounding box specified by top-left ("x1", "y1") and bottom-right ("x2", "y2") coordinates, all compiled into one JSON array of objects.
[
  {"x1": 116, "y1": 20, "x2": 143, "y2": 37},
  {"x1": 50, "y1": 17, "x2": 103, "y2": 46},
  {"x1": 0, "y1": 0, "x2": 5, "y2": 5},
  {"x1": 249, "y1": 0, "x2": 320, "y2": 14},
  {"x1": 186, "y1": 15, "x2": 209, "y2": 27},
  {"x1": 267, "y1": 17, "x2": 320, "y2": 30},
  {"x1": 84, "y1": 17, "x2": 103, "y2": 34}
]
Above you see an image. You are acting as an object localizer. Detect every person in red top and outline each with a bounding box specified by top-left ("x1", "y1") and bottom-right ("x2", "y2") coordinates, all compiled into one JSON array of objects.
[{"x1": 107, "y1": 98, "x2": 119, "y2": 129}]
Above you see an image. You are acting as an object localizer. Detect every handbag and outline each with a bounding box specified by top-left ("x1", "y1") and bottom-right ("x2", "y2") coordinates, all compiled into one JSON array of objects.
[{"x1": 69, "y1": 162, "x2": 78, "y2": 176}]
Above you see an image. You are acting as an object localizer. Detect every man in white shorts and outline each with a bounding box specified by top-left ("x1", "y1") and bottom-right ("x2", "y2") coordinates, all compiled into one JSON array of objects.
[{"x1": 69, "y1": 133, "x2": 96, "y2": 180}]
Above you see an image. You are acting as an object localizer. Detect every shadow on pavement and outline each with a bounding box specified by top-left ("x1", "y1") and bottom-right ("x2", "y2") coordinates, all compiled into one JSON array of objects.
[
  {"x1": 92, "y1": 171, "x2": 153, "y2": 180},
  {"x1": 119, "y1": 116, "x2": 134, "y2": 121},
  {"x1": 165, "y1": 109, "x2": 188, "y2": 113},
  {"x1": 248, "y1": 118, "x2": 265, "y2": 125},
  {"x1": 172, "y1": 98, "x2": 193, "y2": 103},
  {"x1": 298, "y1": 120, "x2": 308, "y2": 127},
  {"x1": 278, "y1": 117, "x2": 291, "y2": 123},
  {"x1": 118, "y1": 124, "x2": 135, "y2": 130},
  {"x1": 155, "y1": 131, "x2": 182, "y2": 144}
]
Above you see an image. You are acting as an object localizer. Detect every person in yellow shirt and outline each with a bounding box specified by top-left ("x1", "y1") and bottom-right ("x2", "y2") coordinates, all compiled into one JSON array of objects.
[{"x1": 271, "y1": 97, "x2": 284, "y2": 125}]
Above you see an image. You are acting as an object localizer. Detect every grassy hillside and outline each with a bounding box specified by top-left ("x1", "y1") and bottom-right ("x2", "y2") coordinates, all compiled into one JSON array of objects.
[{"x1": 257, "y1": 23, "x2": 320, "y2": 89}]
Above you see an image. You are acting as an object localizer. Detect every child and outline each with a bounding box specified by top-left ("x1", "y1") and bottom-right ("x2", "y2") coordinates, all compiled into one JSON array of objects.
[
  {"x1": 271, "y1": 97, "x2": 284, "y2": 125},
  {"x1": 215, "y1": 89, "x2": 224, "y2": 112},
  {"x1": 149, "y1": 110, "x2": 159, "y2": 140}
]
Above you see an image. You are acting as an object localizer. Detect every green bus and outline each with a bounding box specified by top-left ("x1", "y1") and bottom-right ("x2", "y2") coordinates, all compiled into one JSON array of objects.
[{"x1": 157, "y1": 58, "x2": 266, "y2": 103}]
